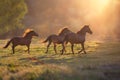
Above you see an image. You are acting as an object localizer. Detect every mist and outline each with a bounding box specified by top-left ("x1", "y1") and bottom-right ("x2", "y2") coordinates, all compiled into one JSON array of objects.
[{"x1": 24, "y1": 0, "x2": 120, "y2": 41}]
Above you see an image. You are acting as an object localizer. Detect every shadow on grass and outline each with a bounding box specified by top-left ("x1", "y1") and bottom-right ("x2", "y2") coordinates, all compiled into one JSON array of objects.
[{"x1": 19, "y1": 54, "x2": 77, "y2": 66}]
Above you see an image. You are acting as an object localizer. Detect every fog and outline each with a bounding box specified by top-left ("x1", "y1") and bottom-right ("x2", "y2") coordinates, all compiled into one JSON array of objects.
[{"x1": 25, "y1": 0, "x2": 120, "y2": 41}]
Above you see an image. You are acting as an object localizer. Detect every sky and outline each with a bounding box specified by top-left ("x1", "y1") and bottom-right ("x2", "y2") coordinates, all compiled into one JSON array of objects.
[{"x1": 25, "y1": 0, "x2": 120, "y2": 41}]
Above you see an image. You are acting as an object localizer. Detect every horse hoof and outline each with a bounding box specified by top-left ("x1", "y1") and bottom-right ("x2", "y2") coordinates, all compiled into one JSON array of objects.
[
  {"x1": 78, "y1": 51, "x2": 82, "y2": 54},
  {"x1": 61, "y1": 53, "x2": 63, "y2": 55}
]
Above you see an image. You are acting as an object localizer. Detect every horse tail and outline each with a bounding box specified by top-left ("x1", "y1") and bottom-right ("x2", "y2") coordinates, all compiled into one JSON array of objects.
[
  {"x1": 43, "y1": 36, "x2": 51, "y2": 43},
  {"x1": 3, "y1": 39, "x2": 12, "y2": 48}
]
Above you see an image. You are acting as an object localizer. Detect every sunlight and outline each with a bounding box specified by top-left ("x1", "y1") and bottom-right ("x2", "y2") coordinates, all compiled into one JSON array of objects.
[
  {"x1": 73, "y1": 0, "x2": 112, "y2": 40},
  {"x1": 73, "y1": 0, "x2": 111, "y2": 21},
  {"x1": 90, "y1": 0, "x2": 110, "y2": 13},
  {"x1": 94, "y1": 0, "x2": 110, "y2": 7}
]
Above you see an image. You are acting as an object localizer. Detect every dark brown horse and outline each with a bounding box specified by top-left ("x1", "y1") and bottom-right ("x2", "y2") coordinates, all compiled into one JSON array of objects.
[
  {"x1": 43, "y1": 27, "x2": 72, "y2": 54},
  {"x1": 3, "y1": 29, "x2": 38, "y2": 54},
  {"x1": 61, "y1": 25, "x2": 92, "y2": 55}
]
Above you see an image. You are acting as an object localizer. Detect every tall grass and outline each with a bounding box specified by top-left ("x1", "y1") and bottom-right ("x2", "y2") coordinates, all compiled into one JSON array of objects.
[{"x1": 0, "y1": 39, "x2": 120, "y2": 80}]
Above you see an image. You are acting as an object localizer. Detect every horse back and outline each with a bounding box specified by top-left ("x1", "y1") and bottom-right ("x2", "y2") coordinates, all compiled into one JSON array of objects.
[{"x1": 65, "y1": 33, "x2": 85, "y2": 43}]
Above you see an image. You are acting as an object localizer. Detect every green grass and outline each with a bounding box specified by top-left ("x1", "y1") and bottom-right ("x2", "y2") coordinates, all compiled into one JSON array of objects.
[{"x1": 0, "y1": 39, "x2": 120, "y2": 80}]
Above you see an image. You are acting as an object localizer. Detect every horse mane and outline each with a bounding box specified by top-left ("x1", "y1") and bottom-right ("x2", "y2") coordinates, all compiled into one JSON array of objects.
[
  {"x1": 58, "y1": 27, "x2": 69, "y2": 35},
  {"x1": 22, "y1": 29, "x2": 33, "y2": 37},
  {"x1": 77, "y1": 25, "x2": 88, "y2": 34}
]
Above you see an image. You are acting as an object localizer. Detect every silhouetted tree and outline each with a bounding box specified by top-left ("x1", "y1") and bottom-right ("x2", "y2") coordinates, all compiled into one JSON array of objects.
[{"x1": 0, "y1": 0, "x2": 27, "y2": 35}]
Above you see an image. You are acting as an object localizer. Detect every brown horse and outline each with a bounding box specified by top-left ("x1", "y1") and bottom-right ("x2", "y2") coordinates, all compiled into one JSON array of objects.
[
  {"x1": 3, "y1": 29, "x2": 39, "y2": 54},
  {"x1": 43, "y1": 27, "x2": 72, "y2": 54},
  {"x1": 61, "y1": 25, "x2": 92, "y2": 55}
]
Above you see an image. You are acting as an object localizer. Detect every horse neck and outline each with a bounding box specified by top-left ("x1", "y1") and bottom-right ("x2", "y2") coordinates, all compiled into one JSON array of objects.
[
  {"x1": 77, "y1": 29, "x2": 87, "y2": 37},
  {"x1": 58, "y1": 32, "x2": 65, "y2": 37},
  {"x1": 59, "y1": 30, "x2": 72, "y2": 36},
  {"x1": 23, "y1": 34, "x2": 32, "y2": 40}
]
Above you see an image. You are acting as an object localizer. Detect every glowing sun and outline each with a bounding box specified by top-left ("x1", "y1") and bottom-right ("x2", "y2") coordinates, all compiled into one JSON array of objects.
[{"x1": 92, "y1": 0, "x2": 110, "y2": 12}]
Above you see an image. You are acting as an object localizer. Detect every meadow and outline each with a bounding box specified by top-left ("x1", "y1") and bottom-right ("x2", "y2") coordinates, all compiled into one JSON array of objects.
[{"x1": 0, "y1": 39, "x2": 120, "y2": 80}]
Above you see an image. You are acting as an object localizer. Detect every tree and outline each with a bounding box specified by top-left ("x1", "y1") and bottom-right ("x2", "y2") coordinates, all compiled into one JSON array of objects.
[{"x1": 0, "y1": 0, "x2": 27, "y2": 35}]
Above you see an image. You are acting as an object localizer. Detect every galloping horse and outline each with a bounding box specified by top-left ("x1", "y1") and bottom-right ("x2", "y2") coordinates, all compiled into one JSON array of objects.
[
  {"x1": 61, "y1": 25, "x2": 92, "y2": 55},
  {"x1": 43, "y1": 27, "x2": 72, "y2": 54},
  {"x1": 3, "y1": 29, "x2": 39, "y2": 54}
]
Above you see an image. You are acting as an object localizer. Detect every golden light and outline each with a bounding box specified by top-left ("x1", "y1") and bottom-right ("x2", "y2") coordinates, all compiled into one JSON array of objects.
[
  {"x1": 73, "y1": 0, "x2": 112, "y2": 40},
  {"x1": 93, "y1": 0, "x2": 110, "y2": 7},
  {"x1": 73, "y1": 0, "x2": 111, "y2": 19},
  {"x1": 90, "y1": 0, "x2": 110, "y2": 13}
]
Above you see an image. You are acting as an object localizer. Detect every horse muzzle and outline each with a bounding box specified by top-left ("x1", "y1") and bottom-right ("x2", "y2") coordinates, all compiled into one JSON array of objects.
[
  {"x1": 89, "y1": 31, "x2": 93, "y2": 34},
  {"x1": 35, "y1": 34, "x2": 39, "y2": 37}
]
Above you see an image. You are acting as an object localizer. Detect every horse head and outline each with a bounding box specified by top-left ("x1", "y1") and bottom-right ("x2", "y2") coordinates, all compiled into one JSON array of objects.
[
  {"x1": 23, "y1": 29, "x2": 39, "y2": 38},
  {"x1": 28, "y1": 31, "x2": 39, "y2": 37},
  {"x1": 77, "y1": 25, "x2": 93, "y2": 35},
  {"x1": 84, "y1": 25, "x2": 93, "y2": 34}
]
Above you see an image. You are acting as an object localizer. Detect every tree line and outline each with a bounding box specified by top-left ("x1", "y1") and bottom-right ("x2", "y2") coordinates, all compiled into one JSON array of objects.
[{"x1": 0, "y1": 0, "x2": 27, "y2": 39}]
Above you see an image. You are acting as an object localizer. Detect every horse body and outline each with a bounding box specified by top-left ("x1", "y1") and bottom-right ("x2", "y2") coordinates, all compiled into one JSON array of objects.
[
  {"x1": 61, "y1": 25, "x2": 92, "y2": 55},
  {"x1": 43, "y1": 28, "x2": 72, "y2": 54},
  {"x1": 65, "y1": 33, "x2": 86, "y2": 44},
  {"x1": 44, "y1": 34, "x2": 65, "y2": 44},
  {"x1": 11, "y1": 37, "x2": 32, "y2": 46},
  {"x1": 3, "y1": 30, "x2": 38, "y2": 54}
]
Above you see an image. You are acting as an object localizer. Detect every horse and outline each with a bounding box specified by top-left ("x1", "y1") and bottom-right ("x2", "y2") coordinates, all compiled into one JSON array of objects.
[
  {"x1": 43, "y1": 27, "x2": 72, "y2": 54},
  {"x1": 61, "y1": 25, "x2": 92, "y2": 55},
  {"x1": 3, "y1": 29, "x2": 39, "y2": 54}
]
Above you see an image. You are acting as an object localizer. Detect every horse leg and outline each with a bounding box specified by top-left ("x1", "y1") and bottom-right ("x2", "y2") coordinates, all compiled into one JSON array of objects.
[
  {"x1": 64, "y1": 47, "x2": 67, "y2": 53},
  {"x1": 71, "y1": 44, "x2": 74, "y2": 54},
  {"x1": 12, "y1": 45, "x2": 15, "y2": 54},
  {"x1": 78, "y1": 43, "x2": 83, "y2": 54},
  {"x1": 45, "y1": 42, "x2": 51, "y2": 53},
  {"x1": 54, "y1": 43, "x2": 57, "y2": 54},
  {"x1": 61, "y1": 43, "x2": 65, "y2": 55},
  {"x1": 64, "y1": 41, "x2": 68, "y2": 53},
  {"x1": 27, "y1": 45, "x2": 30, "y2": 54},
  {"x1": 78, "y1": 49, "x2": 83, "y2": 54},
  {"x1": 81, "y1": 43, "x2": 86, "y2": 54}
]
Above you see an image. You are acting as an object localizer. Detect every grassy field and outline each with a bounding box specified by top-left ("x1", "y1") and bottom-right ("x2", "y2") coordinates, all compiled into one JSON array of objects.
[{"x1": 0, "y1": 39, "x2": 120, "y2": 80}]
